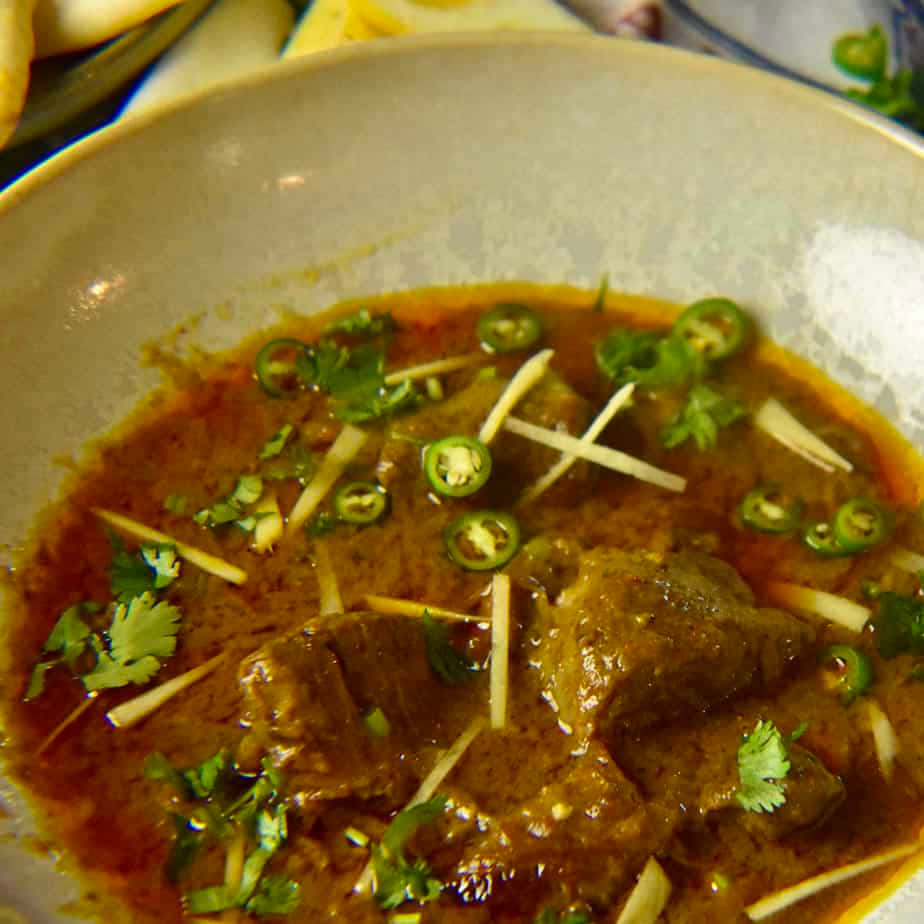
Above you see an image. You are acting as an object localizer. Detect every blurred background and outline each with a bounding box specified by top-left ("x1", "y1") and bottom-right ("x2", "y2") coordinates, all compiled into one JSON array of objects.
[{"x1": 2, "y1": 0, "x2": 923, "y2": 190}]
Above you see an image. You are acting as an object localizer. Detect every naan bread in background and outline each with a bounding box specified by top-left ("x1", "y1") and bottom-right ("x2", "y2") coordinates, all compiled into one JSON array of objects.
[
  {"x1": 122, "y1": 0, "x2": 293, "y2": 116},
  {"x1": 33, "y1": 0, "x2": 182, "y2": 57},
  {"x1": 0, "y1": 0, "x2": 36, "y2": 147}
]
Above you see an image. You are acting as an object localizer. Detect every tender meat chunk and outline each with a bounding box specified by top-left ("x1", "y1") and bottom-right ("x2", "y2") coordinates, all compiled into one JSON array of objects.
[
  {"x1": 238, "y1": 611, "x2": 482, "y2": 810},
  {"x1": 617, "y1": 711, "x2": 846, "y2": 841},
  {"x1": 438, "y1": 743, "x2": 661, "y2": 911},
  {"x1": 532, "y1": 549, "x2": 815, "y2": 739}
]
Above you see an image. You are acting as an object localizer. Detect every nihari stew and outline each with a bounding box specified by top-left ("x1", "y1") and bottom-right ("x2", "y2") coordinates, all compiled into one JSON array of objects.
[{"x1": 3, "y1": 285, "x2": 924, "y2": 924}]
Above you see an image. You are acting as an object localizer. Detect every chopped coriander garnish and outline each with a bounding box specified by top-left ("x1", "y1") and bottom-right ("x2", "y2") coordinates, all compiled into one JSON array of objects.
[
  {"x1": 262, "y1": 440, "x2": 314, "y2": 484},
  {"x1": 82, "y1": 593, "x2": 182, "y2": 692},
  {"x1": 195, "y1": 475, "x2": 264, "y2": 528},
  {"x1": 661, "y1": 384, "x2": 746, "y2": 450},
  {"x1": 594, "y1": 329, "x2": 705, "y2": 389},
  {"x1": 109, "y1": 533, "x2": 180, "y2": 602},
  {"x1": 258, "y1": 424, "x2": 294, "y2": 460},
  {"x1": 873, "y1": 591, "x2": 924, "y2": 658},
  {"x1": 335, "y1": 377, "x2": 420, "y2": 424},
  {"x1": 372, "y1": 796, "x2": 447, "y2": 910},
  {"x1": 245, "y1": 874, "x2": 301, "y2": 916},
  {"x1": 25, "y1": 601, "x2": 99, "y2": 699},
  {"x1": 324, "y1": 308, "x2": 396, "y2": 338},
  {"x1": 735, "y1": 719, "x2": 793, "y2": 813},
  {"x1": 148, "y1": 752, "x2": 298, "y2": 916},
  {"x1": 422, "y1": 612, "x2": 474, "y2": 685}
]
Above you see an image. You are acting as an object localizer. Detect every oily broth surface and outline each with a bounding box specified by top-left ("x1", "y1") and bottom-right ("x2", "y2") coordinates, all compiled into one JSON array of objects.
[{"x1": 1, "y1": 284, "x2": 924, "y2": 924}]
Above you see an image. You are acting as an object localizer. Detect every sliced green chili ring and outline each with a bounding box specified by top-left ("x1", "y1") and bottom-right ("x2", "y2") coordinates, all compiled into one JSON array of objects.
[
  {"x1": 739, "y1": 484, "x2": 803, "y2": 534},
  {"x1": 832, "y1": 498, "x2": 891, "y2": 554},
  {"x1": 444, "y1": 510, "x2": 521, "y2": 571},
  {"x1": 254, "y1": 338, "x2": 310, "y2": 398},
  {"x1": 424, "y1": 436, "x2": 493, "y2": 498},
  {"x1": 672, "y1": 298, "x2": 750, "y2": 361},
  {"x1": 822, "y1": 644, "x2": 874, "y2": 706},
  {"x1": 333, "y1": 481, "x2": 389, "y2": 526},
  {"x1": 477, "y1": 304, "x2": 543, "y2": 353},
  {"x1": 802, "y1": 521, "x2": 849, "y2": 557}
]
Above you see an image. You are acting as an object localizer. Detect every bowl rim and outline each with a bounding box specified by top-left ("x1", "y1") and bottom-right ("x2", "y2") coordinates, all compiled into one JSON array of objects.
[{"x1": 1, "y1": 31, "x2": 922, "y2": 216}]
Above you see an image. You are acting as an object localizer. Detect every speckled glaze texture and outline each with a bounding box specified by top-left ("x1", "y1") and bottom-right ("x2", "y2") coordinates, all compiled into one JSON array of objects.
[{"x1": 0, "y1": 34, "x2": 922, "y2": 923}]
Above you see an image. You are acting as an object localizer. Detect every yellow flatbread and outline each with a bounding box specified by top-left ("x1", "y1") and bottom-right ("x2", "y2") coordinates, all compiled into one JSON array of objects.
[
  {"x1": 33, "y1": 0, "x2": 183, "y2": 58},
  {"x1": 0, "y1": 0, "x2": 36, "y2": 148}
]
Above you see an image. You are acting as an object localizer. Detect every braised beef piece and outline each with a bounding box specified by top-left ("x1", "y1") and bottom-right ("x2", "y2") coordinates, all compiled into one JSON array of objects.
[
  {"x1": 531, "y1": 548, "x2": 816, "y2": 739},
  {"x1": 237, "y1": 611, "x2": 482, "y2": 810},
  {"x1": 429, "y1": 742, "x2": 662, "y2": 911}
]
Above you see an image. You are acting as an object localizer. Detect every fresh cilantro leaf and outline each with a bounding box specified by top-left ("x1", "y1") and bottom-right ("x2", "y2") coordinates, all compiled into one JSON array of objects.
[
  {"x1": 81, "y1": 594, "x2": 182, "y2": 692},
  {"x1": 196, "y1": 475, "x2": 264, "y2": 527},
  {"x1": 245, "y1": 874, "x2": 301, "y2": 916},
  {"x1": 297, "y1": 340, "x2": 419, "y2": 424},
  {"x1": 109, "y1": 593, "x2": 181, "y2": 663},
  {"x1": 594, "y1": 330, "x2": 705, "y2": 389},
  {"x1": 594, "y1": 329, "x2": 659, "y2": 382},
  {"x1": 109, "y1": 534, "x2": 160, "y2": 602},
  {"x1": 422, "y1": 613, "x2": 474, "y2": 686},
  {"x1": 384, "y1": 796, "x2": 448, "y2": 855},
  {"x1": 372, "y1": 848, "x2": 443, "y2": 910},
  {"x1": 661, "y1": 384, "x2": 747, "y2": 450},
  {"x1": 231, "y1": 475, "x2": 264, "y2": 506},
  {"x1": 237, "y1": 847, "x2": 276, "y2": 906},
  {"x1": 371, "y1": 795, "x2": 447, "y2": 910},
  {"x1": 225, "y1": 759, "x2": 285, "y2": 826},
  {"x1": 142, "y1": 544, "x2": 181, "y2": 589},
  {"x1": 262, "y1": 440, "x2": 314, "y2": 484},
  {"x1": 259, "y1": 425, "x2": 294, "y2": 460},
  {"x1": 25, "y1": 661, "x2": 57, "y2": 701},
  {"x1": 84, "y1": 649, "x2": 162, "y2": 691},
  {"x1": 735, "y1": 719, "x2": 791, "y2": 813},
  {"x1": 186, "y1": 749, "x2": 232, "y2": 799},
  {"x1": 324, "y1": 308, "x2": 396, "y2": 338},
  {"x1": 44, "y1": 602, "x2": 97, "y2": 666},
  {"x1": 873, "y1": 591, "x2": 924, "y2": 658},
  {"x1": 334, "y1": 378, "x2": 421, "y2": 424},
  {"x1": 186, "y1": 884, "x2": 237, "y2": 914},
  {"x1": 788, "y1": 721, "x2": 809, "y2": 744}
]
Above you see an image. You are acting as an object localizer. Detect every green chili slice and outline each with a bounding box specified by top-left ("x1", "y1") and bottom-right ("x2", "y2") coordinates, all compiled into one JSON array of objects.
[
  {"x1": 477, "y1": 304, "x2": 543, "y2": 353},
  {"x1": 832, "y1": 498, "x2": 891, "y2": 554},
  {"x1": 822, "y1": 644, "x2": 874, "y2": 706},
  {"x1": 444, "y1": 510, "x2": 520, "y2": 571},
  {"x1": 333, "y1": 481, "x2": 389, "y2": 526},
  {"x1": 672, "y1": 298, "x2": 750, "y2": 361},
  {"x1": 424, "y1": 436, "x2": 493, "y2": 498},
  {"x1": 255, "y1": 338, "x2": 310, "y2": 398},
  {"x1": 739, "y1": 484, "x2": 803, "y2": 534},
  {"x1": 833, "y1": 25, "x2": 887, "y2": 81},
  {"x1": 802, "y1": 521, "x2": 849, "y2": 557}
]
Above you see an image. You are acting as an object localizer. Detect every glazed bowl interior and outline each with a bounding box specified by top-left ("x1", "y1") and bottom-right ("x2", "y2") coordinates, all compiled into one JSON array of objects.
[{"x1": 1, "y1": 33, "x2": 923, "y2": 923}]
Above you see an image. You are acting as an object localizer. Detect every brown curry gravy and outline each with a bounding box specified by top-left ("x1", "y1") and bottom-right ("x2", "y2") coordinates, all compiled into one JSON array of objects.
[{"x1": 2, "y1": 284, "x2": 924, "y2": 924}]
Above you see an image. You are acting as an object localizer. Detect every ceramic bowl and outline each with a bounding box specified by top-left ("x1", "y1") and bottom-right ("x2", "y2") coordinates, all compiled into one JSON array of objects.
[{"x1": 1, "y1": 33, "x2": 923, "y2": 923}]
